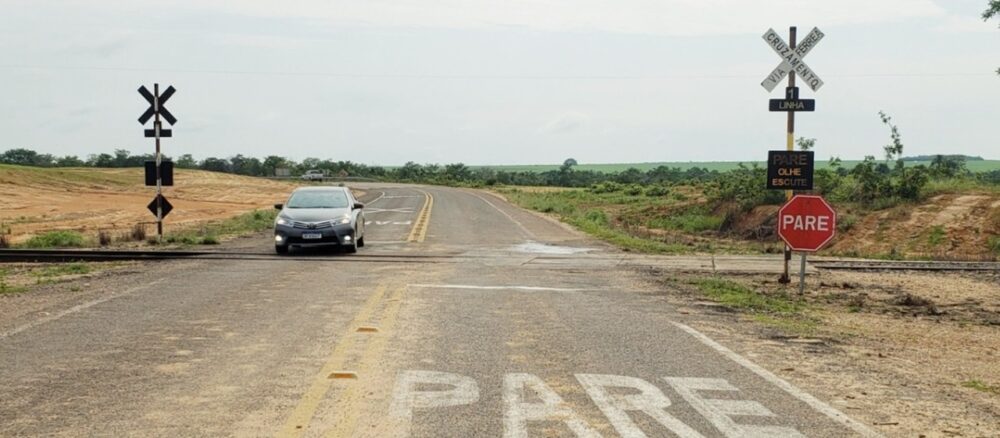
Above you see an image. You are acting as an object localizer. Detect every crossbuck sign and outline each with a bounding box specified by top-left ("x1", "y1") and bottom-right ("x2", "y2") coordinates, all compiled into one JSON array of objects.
[{"x1": 761, "y1": 27, "x2": 825, "y2": 92}]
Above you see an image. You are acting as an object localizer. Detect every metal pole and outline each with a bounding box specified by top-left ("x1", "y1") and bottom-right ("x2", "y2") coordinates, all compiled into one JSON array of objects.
[
  {"x1": 154, "y1": 83, "x2": 163, "y2": 242},
  {"x1": 780, "y1": 26, "x2": 797, "y2": 285},
  {"x1": 798, "y1": 252, "x2": 807, "y2": 294}
]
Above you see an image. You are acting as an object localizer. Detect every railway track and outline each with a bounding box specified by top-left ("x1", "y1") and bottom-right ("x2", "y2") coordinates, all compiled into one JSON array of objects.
[
  {"x1": 0, "y1": 249, "x2": 461, "y2": 264},
  {"x1": 2, "y1": 249, "x2": 998, "y2": 271},
  {"x1": 810, "y1": 259, "x2": 1000, "y2": 272}
]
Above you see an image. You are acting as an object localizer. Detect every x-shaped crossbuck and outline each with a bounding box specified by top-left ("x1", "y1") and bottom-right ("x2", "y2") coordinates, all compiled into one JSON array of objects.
[
  {"x1": 138, "y1": 85, "x2": 177, "y2": 125},
  {"x1": 761, "y1": 27, "x2": 825, "y2": 92}
]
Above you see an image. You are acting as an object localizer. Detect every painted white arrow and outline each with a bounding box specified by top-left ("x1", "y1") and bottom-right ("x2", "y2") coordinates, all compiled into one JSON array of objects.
[{"x1": 761, "y1": 27, "x2": 825, "y2": 92}]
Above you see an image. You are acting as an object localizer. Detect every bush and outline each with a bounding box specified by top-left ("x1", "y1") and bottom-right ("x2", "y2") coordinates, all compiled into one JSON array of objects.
[
  {"x1": 837, "y1": 214, "x2": 858, "y2": 233},
  {"x1": 708, "y1": 164, "x2": 785, "y2": 211},
  {"x1": 97, "y1": 230, "x2": 112, "y2": 246},
  {"x1": 644, "y1": 185, "x2": 670, "y2": 197},
  {"x1": 583, "y1": 209, "x2": 609, "y2": 226},
  {"x1": 623, "y1": 184, "x2": 644, "y2": 196},
  {"x1": 988, "y1": 236, "x2": 1000, "y2": 256},
  {"x1": 589, "y1": 181, "x2": 623, "y2": 194},
  {"x1": 131, "y1": 223, "x2": 147, "y2": 241},
  {"x1": 24, "y1": 230, "x2": 87, "y2": 248}
]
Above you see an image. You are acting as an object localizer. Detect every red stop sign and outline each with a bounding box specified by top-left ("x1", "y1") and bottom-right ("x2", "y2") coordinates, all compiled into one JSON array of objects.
[{"x1": 777, "y1": 195, "x2": 837, "y2": 252}]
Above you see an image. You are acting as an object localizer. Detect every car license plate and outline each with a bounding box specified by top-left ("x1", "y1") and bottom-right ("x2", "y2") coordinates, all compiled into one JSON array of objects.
[{"x1": 302, "y1": 233, "x2": 323, "y2": 240}]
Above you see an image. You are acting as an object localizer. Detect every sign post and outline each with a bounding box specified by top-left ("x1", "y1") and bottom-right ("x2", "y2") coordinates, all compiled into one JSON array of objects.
[
  {"x1": 138, "y1": 83, "x2": 177, "y2": 242},
  {"x1": 761, "y1": 26, "x2": 824, "y2": 284},
  {"x1": 777, "y1": 195, "x2": 837, "y2": 293}
]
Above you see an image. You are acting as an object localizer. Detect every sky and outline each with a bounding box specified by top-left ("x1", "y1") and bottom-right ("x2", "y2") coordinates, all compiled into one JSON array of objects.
[{"x1": 1, "y1": 0, "x2": 997, "y2": 166}]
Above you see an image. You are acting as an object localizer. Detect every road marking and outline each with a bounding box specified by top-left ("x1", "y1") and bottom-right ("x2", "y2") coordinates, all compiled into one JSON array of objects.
[
  {"x1": 406, "y1": 191, "x2": 433, "y2": 243},
  {"x1": 367, "y1": 208, "x2": 415, "y2": 214},
  {"x1": 503, "y1": 373, "x2": 601, "y2": 438},
  {"x1": 468, "y1": 191, "x2": 536, "y2": 239},
  {"x1": 277, "y1": 283, "x2": 391, "y2": 437},
  {"x1": 669, "y1": 321, "x2": 881, "y2": 437},
  {"x1": 0, "y1": 278, "x2": 165, "y2": 340},
  {"x1": 387, "y1": 371, "x2": 824, "y2": 437},
  {"x1": 409, "y1": 284, "x2": 589, "y2": 292},
  {"x1": 664, "y1": 377, "x2": 803, "y2": 437},
  {"x1": 367, "y1": 191, "x2": 386, "y2": 205},
  {"x1": 576, "y1": 374, "x2": 704, "y2": 438},
  {"x1": 389, "y1": 370, "x2": 480, "y2": 438},
  {"x1": 323, "y1": 285, "x2": 406, "y2": 437}
]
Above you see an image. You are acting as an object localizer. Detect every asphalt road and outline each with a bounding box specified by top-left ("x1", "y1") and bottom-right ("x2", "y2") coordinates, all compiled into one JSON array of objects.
[{"x1": 0, "y1": 184, "x2": 879, "y2": 437}]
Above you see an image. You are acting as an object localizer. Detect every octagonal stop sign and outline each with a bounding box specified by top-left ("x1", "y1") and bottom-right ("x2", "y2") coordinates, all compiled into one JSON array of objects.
[{"x1": 777, "y1": 195, "x2": 837, "y2": 252}]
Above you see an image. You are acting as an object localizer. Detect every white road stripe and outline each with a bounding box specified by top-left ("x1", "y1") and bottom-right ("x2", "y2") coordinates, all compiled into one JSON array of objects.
[
  {"x1": 366, "y1": 191, "x2": 386, "y2": 205},
  {"x1": 467, "y1": 191, "x2": 537, "y2": 240},
  {"x1": 0, "y1": 278, "x2": 165, "y2": 340},
  {"x1": 669, "y1": 321, "x2": 882, "y2": 437},
  {"x1": 409, "y1": 284, "x2": 588, "y2": 292}
]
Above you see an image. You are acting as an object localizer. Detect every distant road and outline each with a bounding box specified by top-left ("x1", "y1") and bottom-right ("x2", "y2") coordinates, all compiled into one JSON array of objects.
[{"x1": 0, "y1": 184, "x2": 878, "y2": 437}]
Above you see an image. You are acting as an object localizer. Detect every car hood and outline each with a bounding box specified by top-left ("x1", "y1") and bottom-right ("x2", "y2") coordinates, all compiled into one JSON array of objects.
[{"x1": 280, "y1": 208, "x2": 351, "y2": 222}]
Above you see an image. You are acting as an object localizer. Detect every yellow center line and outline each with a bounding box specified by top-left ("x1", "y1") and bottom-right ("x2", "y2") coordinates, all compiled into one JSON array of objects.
[
  {"x1": 406, "y1": 190, "x2": 433, "y2": 243},
  {"x1": 323, "y1": 285, "x2": 407, "y2": 438},
  {"x1": 276, "y1": 283, "x2": 390, "y2": 438}
]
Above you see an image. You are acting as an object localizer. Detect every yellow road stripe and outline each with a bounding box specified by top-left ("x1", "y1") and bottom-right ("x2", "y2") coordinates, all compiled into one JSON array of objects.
[
  {"x1": 277, "y1": 283, "x2": 390, "y2": 438},
  {"x1": 323, "y1": 285, "x2": 406, "y2": 438},
  {"x1": 406, "y1": 191, "x2": 433, "y2": 243}
]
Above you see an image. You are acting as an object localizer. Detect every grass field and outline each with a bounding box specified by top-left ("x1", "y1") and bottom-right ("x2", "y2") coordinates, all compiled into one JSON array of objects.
[{"x1": 475, "y1": 160, "x2": 1000, "y2": 173}]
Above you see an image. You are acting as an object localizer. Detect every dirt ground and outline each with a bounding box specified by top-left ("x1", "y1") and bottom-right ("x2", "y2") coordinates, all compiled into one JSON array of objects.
[
  {"x1": 658, "y1": 269, "x2": 1000, "y2": 437},
  {"x1": 0, "y1": 166, "x2": 300, "y2": 243},
  {"x1": 829, "y1": 194, "x2": 1000, "y2": 260}
]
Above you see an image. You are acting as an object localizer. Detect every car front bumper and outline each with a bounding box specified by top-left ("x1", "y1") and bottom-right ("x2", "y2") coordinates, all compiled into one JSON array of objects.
[{"x1": 274, "y1": 223, "x2": 355, "y2": 247}]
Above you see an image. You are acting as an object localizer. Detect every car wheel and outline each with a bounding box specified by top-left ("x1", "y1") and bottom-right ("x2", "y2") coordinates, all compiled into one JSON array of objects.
[
  {"x1": 275, "y1": 245, "x2": 288, "y2": 254},
  {"x1": 357, "y1": 236, "x2": 365, "y2": 247}
]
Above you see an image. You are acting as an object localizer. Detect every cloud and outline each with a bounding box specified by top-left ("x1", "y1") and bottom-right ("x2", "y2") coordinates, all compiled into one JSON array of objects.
[
  {"x1": 540, "y1": 111, "x2": 590, "y2": 135},
  {"x1": 934, "y1": 14, "x2": 998, "y2": 33},
  {"x1": 167, "y1": 0, "x2": 945, "y2": 36}
]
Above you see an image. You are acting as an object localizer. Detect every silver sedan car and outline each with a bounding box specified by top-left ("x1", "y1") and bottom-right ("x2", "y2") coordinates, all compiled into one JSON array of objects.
[{"x1": 273, "y1": 186, "x2": 366, "y2": 254}]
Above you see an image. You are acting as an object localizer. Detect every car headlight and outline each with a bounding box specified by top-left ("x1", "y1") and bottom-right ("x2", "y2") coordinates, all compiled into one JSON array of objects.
[
  {"x1": 337, "y1": 215, "x2": 351, "y2": 225},
  {"x1": 276, "y1": 216, "x2": 290, "y2": 226}
]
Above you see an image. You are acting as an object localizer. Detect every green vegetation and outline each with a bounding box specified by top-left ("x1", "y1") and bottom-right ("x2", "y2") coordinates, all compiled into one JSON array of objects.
[
  {"x1": 647, "y1": 210, "x2": 722, "y2": 233},
  {"x1": 164, "y1": 209, "x2": 276, "y2": 246},
  {"x1": 0, "y1": 268, "x2": 26, "y2": 294},
  {"x1": 927, "y1": 226, "x2": 946, "y2": 247},
  {"x1": 32, "y1": 263, "x2": 91, "y2": 284},
  {"x1": 23, "y1": 230, "x2": 87, "y2": 248},
  {"x1": 695, "y1": 278, "x2": 803, "y2": 314},
  {"x1": 694, "y1": 278, "x2": 816, "y2": 336},
  {"x1": 988, "y1": 236, "x2": 1000, "y2": 256},
  {"x1": 961, "y1": 379, "x2": 1000, "y2": 395}
]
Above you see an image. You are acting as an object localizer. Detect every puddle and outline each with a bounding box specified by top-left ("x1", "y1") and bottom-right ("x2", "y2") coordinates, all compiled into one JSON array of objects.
[{"x1": 509, "y1": 241, "x2": 592, "y2": 255}]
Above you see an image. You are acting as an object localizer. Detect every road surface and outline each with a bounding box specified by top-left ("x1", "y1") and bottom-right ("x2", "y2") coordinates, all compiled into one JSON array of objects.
[{"x1": 0, "y1": 184, "x2": 879, "y2": 437}]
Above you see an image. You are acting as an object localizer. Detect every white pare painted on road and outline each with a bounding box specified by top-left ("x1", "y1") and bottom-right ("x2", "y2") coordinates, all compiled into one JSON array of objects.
[
  {"x1": 389, "y1": 370, "x2": 479, "y2": 438},
  {"x1": 503, "y1": 373, "x2": 601, "y2": 438},
  {"x1": 665, "y1": 377, "x2": 804, "y2": 437},
  {"x1": 388, "y1": 370, "x2": 813, "y2": 437},
  {"x1": 409, "y1": 284, "x2": 590, "y2": 293},
  {"x1": 576, "y1": 374, "x2": 704, "y2": 438},
  {"x1": 669, "y1": 321, "x2": 881, "y2": 437}
]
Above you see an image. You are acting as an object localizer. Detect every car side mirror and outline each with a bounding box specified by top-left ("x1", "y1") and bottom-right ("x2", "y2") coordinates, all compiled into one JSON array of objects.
[
  {"x1": 353, "y1": 202, "x2": 364, "y2": 210},
  {"x1": 274, "y1": 203, "x2": 283, "y2": 210}
]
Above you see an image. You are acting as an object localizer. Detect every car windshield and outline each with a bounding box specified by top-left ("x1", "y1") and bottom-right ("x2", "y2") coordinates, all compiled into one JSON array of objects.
[{"x1": 286, "y1": 191, "x2": 349, "y2": 209}]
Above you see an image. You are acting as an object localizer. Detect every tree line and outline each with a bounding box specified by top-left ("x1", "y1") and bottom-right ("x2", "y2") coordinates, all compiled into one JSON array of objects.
[{"x1": 0, "y1": 147, "x2": 722, "y2": 187}]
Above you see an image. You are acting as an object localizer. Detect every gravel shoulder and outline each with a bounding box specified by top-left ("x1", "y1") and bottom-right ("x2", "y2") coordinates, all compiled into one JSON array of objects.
[{"x1": 648, "y1": 268, "x2": 1000, "y2": 437}]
